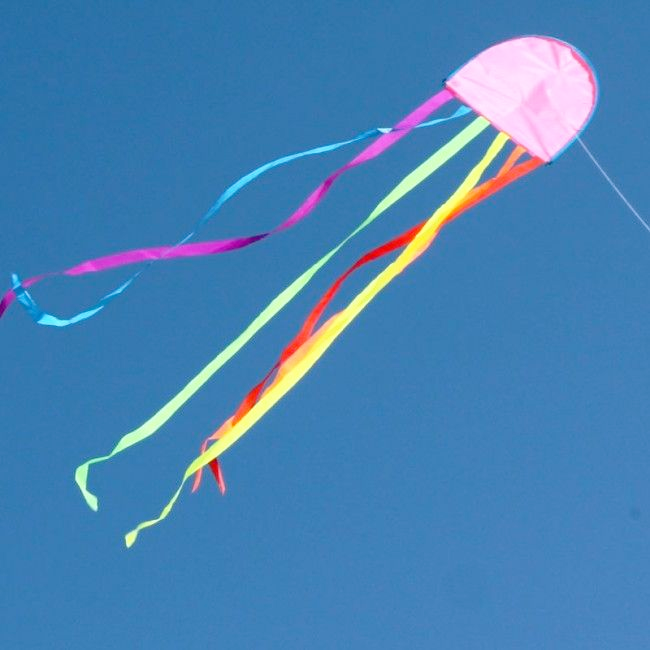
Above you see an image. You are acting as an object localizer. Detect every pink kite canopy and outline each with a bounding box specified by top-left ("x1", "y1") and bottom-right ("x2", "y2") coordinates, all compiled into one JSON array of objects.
[{"x1": 446, "y1": 35, "x2": 598, "y2": 162}]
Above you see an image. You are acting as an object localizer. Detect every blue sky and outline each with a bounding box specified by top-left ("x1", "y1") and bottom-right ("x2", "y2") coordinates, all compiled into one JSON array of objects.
[{"x1": 2, "y1": 1, "x2": 649, "y2": 648}]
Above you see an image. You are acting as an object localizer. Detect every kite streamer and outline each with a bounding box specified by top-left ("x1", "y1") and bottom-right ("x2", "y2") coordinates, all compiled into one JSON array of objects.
[
  {"x1": 3, "y1": 95, "x2": 471, "y2": 326},
  {"x1": 189, "y1": 143, "x2": 533, "y2": 493},
  {"x1": 75, "y1": 115, "x2": 491, "y2": 510},
  {"x1": 125, "y1": 132, "x2": 543, "y2": 546},
  {"x1": 190, "y1": 143, "x2": 531, "y2": 494},
  {"x1": 6, "y1": 35, "x2": 600, "y2": 545}
]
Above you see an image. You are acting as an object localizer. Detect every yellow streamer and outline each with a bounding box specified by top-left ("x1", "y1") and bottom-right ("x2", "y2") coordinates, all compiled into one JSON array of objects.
[
  {"x1": 76, "y1": 117, "x2": 489, "y2": 512},
  {"x1": 125, "y1": 131, "x2": 509, "y2": 547}
]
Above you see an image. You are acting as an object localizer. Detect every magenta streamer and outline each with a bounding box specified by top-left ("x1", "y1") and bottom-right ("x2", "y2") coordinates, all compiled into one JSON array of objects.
[{"x1": 1, "y1": 88, "x2": 453, "y2": 320}]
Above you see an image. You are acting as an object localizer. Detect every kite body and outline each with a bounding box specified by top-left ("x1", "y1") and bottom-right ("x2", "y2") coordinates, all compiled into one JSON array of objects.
[
  {"x1": 5, "y1": 36, "x2": 599, "y2": 545},
  {"x1": 446, "y1": 36, "x2": 597, "y2": 161}
]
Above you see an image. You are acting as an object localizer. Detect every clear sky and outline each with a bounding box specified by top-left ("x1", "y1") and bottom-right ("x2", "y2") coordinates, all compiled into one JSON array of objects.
[{"x1": 2, "y1": 1, "x2": 649, "y2": 648}]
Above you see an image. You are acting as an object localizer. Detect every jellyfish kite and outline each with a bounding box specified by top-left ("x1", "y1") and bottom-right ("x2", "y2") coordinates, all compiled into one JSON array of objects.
[{"x1": 4, "y1": 36, "x2": 600, "y2": 545}]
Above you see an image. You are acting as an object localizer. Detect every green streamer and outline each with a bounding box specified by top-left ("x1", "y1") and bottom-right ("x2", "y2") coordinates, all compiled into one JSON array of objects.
[{"x1": 75, "y1": 116, "x2": 489, "y2": 511}]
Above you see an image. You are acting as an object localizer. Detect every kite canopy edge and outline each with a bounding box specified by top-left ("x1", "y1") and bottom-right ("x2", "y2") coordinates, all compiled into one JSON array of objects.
[{"x1": 445, "y1": 35, "x2": 598, "y2": 162}]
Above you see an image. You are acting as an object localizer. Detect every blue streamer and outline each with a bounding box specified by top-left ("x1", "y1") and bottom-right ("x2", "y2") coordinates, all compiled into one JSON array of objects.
[{"x1": 10, "y1": 105, "x2": 471, "y2": 327}]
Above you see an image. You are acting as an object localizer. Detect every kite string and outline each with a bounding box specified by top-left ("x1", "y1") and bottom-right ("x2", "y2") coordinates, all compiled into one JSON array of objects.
[{"x1": 577, "y1": 137, "x2": 650, "y2": 234}]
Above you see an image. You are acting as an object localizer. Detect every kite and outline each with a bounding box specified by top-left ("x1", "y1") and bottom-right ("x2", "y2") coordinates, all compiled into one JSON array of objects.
[{"x1": 9, "y1": 35, "x2": 619, "y2": 545}]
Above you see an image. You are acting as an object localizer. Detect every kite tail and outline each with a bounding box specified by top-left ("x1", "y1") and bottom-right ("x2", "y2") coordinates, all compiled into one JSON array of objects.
[
  {"x1": 125, "y1": 132, "x2": 544, "y2": 547},
  {"x1": 75, "y1": 116, "x2": 490, "y2": 512},
  {"x1": 4, "y1": 89, "x2": 466, "y2": 327},
  {"x1": 191, "y1": 143, "x2": 530, "y2": 493}
]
